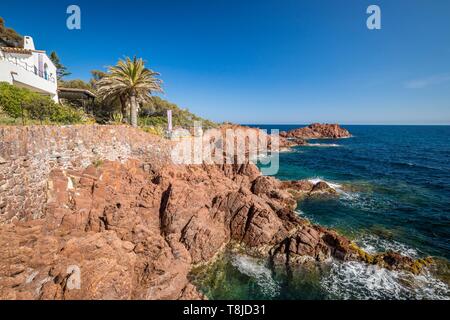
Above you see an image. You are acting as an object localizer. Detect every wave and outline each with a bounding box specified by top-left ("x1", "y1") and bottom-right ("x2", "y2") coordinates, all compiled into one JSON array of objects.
[
  {"x1": 340, "y1": 192, "x2": 395, "y2": 211},
  {"x1": 305, "y1": 143, "x2": 341, "y2": 147},
  {"x1": 356, "y1": 234, "x2": 420, "y2": 258},
  {"x1": 230, "y1": 254, "x2": 280, "y2": 298},
  {"x1": 390, "y1": 160, "x2": 447, "y2": 173},
  {"x1": 321, "y1": 260, "x2": 449, "y2": 300},
  {"x1": 307, "y1": 178, "x2": 343, "y2": 190},
  {"x1": 306, "y1": 177, "x2": 366, "y2": 203},
  {"x1": 304, "y1": 178, "x2": 398, "y2": 213}
]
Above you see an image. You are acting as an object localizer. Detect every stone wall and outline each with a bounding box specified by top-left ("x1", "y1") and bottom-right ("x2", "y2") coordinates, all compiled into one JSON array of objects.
[{"x1": 0, "y1": 125, "x2": 172, "y2": 223}]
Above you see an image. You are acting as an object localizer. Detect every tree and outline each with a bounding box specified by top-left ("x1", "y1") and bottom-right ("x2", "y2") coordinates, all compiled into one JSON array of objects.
[
  {"x1": 0, "y1": 17, "x2": 23, "y2": 47},
  {"x1": 59, "y1": 79, "x2": 92, "y2": 90},
  {"x1": 90, "y1": 70, "x2": 108, "y2": 86},
  {"x1": 95, "y1": 56, "x2": 163, "y2": 127},
  {"x1": 50, "y1": 51, "x2": 71, "y2": 81},
  {"x1": 90, "y1": 70, "x2": 129, "y2": 122}
]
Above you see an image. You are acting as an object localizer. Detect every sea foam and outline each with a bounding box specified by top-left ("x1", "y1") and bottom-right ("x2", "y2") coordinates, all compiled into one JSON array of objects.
[
  {"x1": 321, "y1": 260, "x2": 449, "y2": 300},
  {"x1": 230, "y1": 254, "x2": 280, "y2": 298},
  {"x1": 356, "y1": 234, "x2": 420, "y2": 258},
  {"x1": 307, "y1": 178, "x2": 343, "y2": 190},
  {"x1": 306, "y1": 143, "x2": 341, "y2": 147}
]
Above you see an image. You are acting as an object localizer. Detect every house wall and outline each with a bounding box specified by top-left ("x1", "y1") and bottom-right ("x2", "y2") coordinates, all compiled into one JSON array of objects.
[{"x1": 0, "y1": 50, "x2": 58, "y2": 101}]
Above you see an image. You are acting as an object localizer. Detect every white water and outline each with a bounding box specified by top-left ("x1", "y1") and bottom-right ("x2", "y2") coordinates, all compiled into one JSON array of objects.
[
  {"x1": 357, "y1": 234, "x2": 420, "y2": 258},
  {"x1": 230, "y1": 254, "x2": 280, "y2": 298},
  {"x1": 306, "y1": 143, "x2": 341, "y2": 147},
  {"x1": 306, "y1": 178, "x2": 390, "y2": 210},
  {"x1": 307, "y1": 178, "x2": 343, "y2": 190},
  {"x1": 321, "y1": 260, "x2": 449, "y2": 300},
  {"x1": 227, "y1": 252, "x2": 449, "y2": 300}
]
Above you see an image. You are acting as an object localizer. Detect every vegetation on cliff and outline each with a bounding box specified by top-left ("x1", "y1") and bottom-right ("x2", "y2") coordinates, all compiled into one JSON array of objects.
[
  {"x1": 0, "y1": 17, "x2": 23, "y2": 48},
  {"x1": 139, "y1": 96, "x2": 217, "y2": 129},
  {"x1": 0, "y1": 82, "x2": 92, "y2": 125}
]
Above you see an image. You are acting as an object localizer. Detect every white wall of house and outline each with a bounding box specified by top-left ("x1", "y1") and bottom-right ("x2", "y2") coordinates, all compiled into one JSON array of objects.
[{"x1": 0, "y1": 36, "x2": 58, "y2": 102}]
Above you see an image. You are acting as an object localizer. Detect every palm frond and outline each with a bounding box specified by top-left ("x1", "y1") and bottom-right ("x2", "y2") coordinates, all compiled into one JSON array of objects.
[{"x1": 96, "y1": 56, "x2": 163, "y2": 103}]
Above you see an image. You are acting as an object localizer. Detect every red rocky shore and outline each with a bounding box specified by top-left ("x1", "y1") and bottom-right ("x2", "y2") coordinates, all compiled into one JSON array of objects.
[
  {"x1": 0, "y1": 125, "x2": 432, "y2": 300},
  {"x1": 281, "y1": 123, "x2": 352, "y2": 140},
  {"x1": 235, "y1": 123, "x2": 352, "y2": 150}
]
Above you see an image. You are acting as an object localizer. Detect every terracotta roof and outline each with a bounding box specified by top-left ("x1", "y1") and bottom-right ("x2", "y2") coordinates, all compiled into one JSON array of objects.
[{"x1": 0, "y1": 47, "x2": 32, "y2": 54}]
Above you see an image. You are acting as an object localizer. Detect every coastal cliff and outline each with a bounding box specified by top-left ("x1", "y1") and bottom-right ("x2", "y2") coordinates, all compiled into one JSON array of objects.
[{"x1": 0, "y1": 125, "x2": 432, "y2": 300}]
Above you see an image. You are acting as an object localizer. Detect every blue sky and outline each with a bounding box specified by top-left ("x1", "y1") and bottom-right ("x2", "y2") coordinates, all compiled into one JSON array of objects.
[{"x1": 1, "y1": 0, "x2": 449, "y2": 124}]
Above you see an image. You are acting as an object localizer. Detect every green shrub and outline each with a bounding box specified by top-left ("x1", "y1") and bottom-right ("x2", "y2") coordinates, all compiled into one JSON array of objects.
[
  {"x1": 23, "y1": 95, "x2": 55, "y2": 124},
  {"x1": 0, "y1": 82, "x2": 28, "y2": 118},
  {"x1": 140, "y1": 96, "x2": 217, "y2": 129},
  {"x1": 0, "y1": 82, "x2": 90, "y2": 124},
  {"x1": 141, "y1": 125, "x2": 165, "y2": 137},
  {"x1": 50, "y1": 103, "x2": 89, "y2": 124},
  {"x1": 111, "y1": 112, "x2": 124, "y2": 124},
  {"x1": 139, "y1": 115, "x2": 167, "y2": 127}
]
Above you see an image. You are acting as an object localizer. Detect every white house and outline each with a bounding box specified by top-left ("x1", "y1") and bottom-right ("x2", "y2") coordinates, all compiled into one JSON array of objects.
[{"x1": 0, "y1": 36, "x2": 58, "y2": 102}]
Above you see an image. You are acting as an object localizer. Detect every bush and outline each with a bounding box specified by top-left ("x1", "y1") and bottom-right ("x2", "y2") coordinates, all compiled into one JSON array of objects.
[
  {"x1": 49, "y1": 103, "x2": 90, "y2": 124},
  {"x1": 0, "y1": 82, "x2": 90, "y2": 124},
  {"x1": 139, "y1": 115, "x2": 167, "y2": 127},
  {"x1": 59, "y1": 79, "x2": 93, "y2": 90},
  {"x1": 140, "y1": 96, "x2": 217, "y2": 129},
  {"x1": 0, "y1": 82, "x2": 28, "y2": 118},
  {"x1": 22, "y1": 95, "x2": 55, "y2": 123},
  {"x1": 141, "y1": 125, "x2": 166, "y2": 137}
]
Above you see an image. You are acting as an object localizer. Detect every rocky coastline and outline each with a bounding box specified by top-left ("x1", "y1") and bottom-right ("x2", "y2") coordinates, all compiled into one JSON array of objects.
[
  {"x1": 0, "y1": 124, "x2": 434, "y2": 300},
  {"x1": 280, "y1": 123, "x2": 352, "y2": 140},
  {"x1": 278, "y1": 123, "x2": 351, "y2": 151}
]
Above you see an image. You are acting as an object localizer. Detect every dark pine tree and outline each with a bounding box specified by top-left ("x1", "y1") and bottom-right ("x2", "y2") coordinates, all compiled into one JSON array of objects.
[{"x1": 50, "y1": 51, "x2": 71, "y2": 81}]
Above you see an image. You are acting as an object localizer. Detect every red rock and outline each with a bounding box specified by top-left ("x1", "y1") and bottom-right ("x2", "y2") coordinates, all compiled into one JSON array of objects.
[
  {"x1": 0, "y1": 126, "x2": 430, "y2": 300},
  {"x1": 281, "y1": 123, "x2": 352, "y2": 140}
]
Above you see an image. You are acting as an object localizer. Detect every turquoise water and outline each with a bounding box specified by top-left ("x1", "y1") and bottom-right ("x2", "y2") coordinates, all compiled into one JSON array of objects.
[{"x1": 191, "y1": 125, "x2": 450, "y2": 300}]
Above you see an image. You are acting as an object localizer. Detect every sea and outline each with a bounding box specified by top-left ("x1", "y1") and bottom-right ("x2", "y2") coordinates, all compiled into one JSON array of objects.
[{"x1": 190, "y1": 125, "x2": 450, "y2": 300}]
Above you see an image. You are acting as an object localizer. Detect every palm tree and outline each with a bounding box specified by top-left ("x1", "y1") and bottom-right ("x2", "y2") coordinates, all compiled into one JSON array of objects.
[{"x1": 96, "y1": 57, "x2": 163, "y2": 127}]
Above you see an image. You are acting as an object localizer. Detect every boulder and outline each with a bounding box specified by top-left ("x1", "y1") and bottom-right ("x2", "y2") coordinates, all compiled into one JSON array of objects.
[
  {"x1": 310, "y1": 181, "x2": 337, "y2": 195},
  {"x1": 280, "y1": 180, "x2": 336, "y2": 198}
]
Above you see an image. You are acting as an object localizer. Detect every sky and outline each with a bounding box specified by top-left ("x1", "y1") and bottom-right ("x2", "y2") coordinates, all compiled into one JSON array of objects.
[{"x1": 1, "y1": 0, "x2": 449, "y2": 124}]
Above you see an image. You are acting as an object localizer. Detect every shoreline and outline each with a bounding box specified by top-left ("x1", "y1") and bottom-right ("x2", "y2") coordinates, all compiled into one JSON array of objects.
[{"x1": 0, "y1": 124, "x2": 446, "y2": 300}]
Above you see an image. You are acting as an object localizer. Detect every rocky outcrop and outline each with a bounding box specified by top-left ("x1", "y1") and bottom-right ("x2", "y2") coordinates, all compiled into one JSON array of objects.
[
  {"x1": 218, "y1": 124, "x2": 307, "y2": 151},
  {"x1": 281, "y1": 123, "x2": 352, "y2": 139},
  {"x1": 0, "y1": 126, "x2": 431, "y2": 300},
  {"x1": 279, "y1": 137, "x2": 307, "y2": 151},
  {"x1": 280, "y1": 180, "x2": 337, "y2": 198}
]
